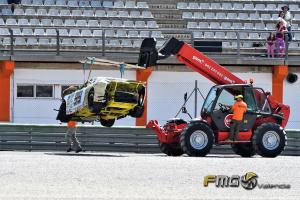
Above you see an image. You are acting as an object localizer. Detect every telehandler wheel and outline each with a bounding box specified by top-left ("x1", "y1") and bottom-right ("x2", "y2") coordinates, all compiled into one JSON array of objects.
[
  {"x1": 252, "y1": 123, "x2": 286, "y2": 158},
  {"x1": 100, "y1": 118, "x2": 115, "y2": 127},
  {"x1": 180, "y1": 122, "x2": 214, "y2": 157},
  {"x1": 159, "y1": 142, "x2": 184, "y2": 156},
  {"x1": 231, "y1": 143, "x2": 256, "y2": 157}
]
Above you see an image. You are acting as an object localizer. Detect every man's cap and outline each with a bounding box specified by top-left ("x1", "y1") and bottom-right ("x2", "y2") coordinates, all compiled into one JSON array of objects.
[
  {"x1": 235, "y1": 95, "x2": 243, "y2": 99},
  {"x1": 281, "y1": 5, "x2": 289, "y2": 11}
]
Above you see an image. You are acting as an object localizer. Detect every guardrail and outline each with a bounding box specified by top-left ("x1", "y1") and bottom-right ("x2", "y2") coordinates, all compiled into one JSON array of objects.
[
  {"x1": 0, "y1": 124, "x2": 299, "y2": 156},
  {"x1": 1, "y1": 27, "x2": 298, "y2": 61}
]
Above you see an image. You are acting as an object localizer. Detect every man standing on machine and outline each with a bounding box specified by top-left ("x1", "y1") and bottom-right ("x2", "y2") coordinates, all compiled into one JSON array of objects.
[{"x1": 228, "y1": 95, "x2": 247, "y2": 141}]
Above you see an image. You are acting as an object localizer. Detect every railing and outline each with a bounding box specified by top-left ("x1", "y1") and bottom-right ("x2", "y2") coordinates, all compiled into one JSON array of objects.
[
  {"x1": 1, "y1": 27, "x2": 298, "y2": 61},
  {"x1": 0, "y1": 124, "x2": 299, "y2": 156}
]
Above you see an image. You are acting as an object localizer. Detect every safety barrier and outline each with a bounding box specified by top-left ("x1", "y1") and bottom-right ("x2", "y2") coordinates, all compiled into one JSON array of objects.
[{"x1": 0, "y1": 124, "x2": 299, "y2": 156}]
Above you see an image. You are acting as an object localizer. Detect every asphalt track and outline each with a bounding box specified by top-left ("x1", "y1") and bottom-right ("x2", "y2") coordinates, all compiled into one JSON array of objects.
[{"x1": 0, "y1": 151, "x2": 299, "y2": 200}]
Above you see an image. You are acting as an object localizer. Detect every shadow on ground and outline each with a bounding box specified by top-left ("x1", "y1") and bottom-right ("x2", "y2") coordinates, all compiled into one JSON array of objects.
[{"x1": 45, "y1": 152, "x2": 127, "y2": 157}]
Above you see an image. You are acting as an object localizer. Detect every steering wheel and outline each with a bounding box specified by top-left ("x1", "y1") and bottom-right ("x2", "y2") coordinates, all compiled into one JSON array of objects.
[{"x1": 218, "y1": 103, "x2": 231, "y2": 113}]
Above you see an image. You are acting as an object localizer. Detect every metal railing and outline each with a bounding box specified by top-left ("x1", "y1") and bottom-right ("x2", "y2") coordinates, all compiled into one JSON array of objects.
[
  {"x1": 1, "y1": 27, "x2": 298, "y2": 61},
  {"x1": 0, "y1": 124, "x2": 299, "y2": 155}
]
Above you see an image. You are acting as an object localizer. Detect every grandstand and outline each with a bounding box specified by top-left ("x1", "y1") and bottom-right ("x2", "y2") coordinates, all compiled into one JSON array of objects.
[
  {"x1": 0, "y1": 0, "x2": 299, "y2": 128},
  {"x1": 0, "y1": 0, "x2": 299, "y2": 59}
]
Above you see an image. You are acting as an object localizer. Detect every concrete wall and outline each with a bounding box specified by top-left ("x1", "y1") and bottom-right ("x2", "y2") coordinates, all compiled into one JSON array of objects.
[
  {"x1": 283, "y1": 72, "x2": 300, "y2": 129},
  {"x1": 12, "y1": 68, "x2": 299, "y2": 129},
  {"x1": 147, "y1": 71, "x2": 272, "y2": 124}
]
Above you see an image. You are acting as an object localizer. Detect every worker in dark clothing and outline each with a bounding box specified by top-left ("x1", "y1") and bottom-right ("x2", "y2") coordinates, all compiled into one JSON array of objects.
[
  {"x1": 62, "y1": 86, "x2": 82, "y2": 153},
  {"x1": 66, "y1": 120, "x2": 82, "y2": 153},
  {"x1": 228, "y1": 95, "x2": 247, "y2": 141}
]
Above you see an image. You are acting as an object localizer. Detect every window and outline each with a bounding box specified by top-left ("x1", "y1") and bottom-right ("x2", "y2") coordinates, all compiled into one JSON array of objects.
[
  {"x1": 253, "y1": 88, "x2": 271, "y2": 113},
  {"x1": 215, "y1": 89, "x2": 235, "y2": 110},
  {"x1": 36, "y1": 85, "x2": 53, "y2": 97},
  {"x1": 17, "y1": 84, "x2": 53, "y2": 98},
  {"x1": 17, "y1": 85, "x2": 34, "y2": 97},
  {"x1": 202, "y1": 87, "x2": 217, "y2": 113},
  {"x1": 244, "y1": 87, "x2": 258, "y2": 111}
]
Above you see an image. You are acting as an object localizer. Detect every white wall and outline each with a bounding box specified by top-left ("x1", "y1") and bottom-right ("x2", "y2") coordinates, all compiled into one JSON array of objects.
[
  {"x1": 14, "y1": 68, "x2": 299, "y2": 129},
  {"x1": 284, "y1": 73, "x2": 300, "y2": 129},
  {"x1": 147, "y1": 71, "x2": 272, "y2": 125},
  {"x1": 13, "y1": 69, "x2": 136, "y2": 126}
]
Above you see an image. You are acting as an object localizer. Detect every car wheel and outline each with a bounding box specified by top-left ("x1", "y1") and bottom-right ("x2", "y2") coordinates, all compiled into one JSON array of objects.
[
  {"x1": 180, "y1": 122, "x2": 214, "y2": 157},
  {"x1": 231, "y1": 143, "x2": 256, "y2": 157},
  {"x1": 252, "y1": 123, "x2": 286, "y2": 157},
  {"x1": 159, "y1": 142, "x2": 184, "y2": 156},
  {"x1": 129, "y1": 105, "x2": 144, "y2": 118},
  {"x1": 129, "y1": 88, "x2": 145, "y2": 118},
  {"x1": 100, "y1": 118, "x2": 115, "y2": 127},
  {"x1": 137, "y1": 87, "x2": 145, "y2": 106}
]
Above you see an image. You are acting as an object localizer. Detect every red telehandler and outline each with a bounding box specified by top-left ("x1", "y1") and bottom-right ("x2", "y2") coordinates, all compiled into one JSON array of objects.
[{"x1": 138, "y1": 37, "x2": 290, "y2": 157}]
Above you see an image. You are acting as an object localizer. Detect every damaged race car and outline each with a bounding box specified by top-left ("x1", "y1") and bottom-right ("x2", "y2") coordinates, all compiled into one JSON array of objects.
[{"x1": 56, "y1": 77, "x2": 146, "y2": 127}]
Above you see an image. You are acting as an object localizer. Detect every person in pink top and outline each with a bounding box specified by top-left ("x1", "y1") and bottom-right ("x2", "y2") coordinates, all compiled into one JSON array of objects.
[
  {"x1": 266, "y1": 32, "x2": 276, "y2": 58},
  {"x1": 275, "y1": 17, "x2": 287, "y2": 57}
]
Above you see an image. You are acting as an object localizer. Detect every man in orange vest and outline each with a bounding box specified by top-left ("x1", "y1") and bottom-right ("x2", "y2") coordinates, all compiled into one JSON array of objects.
[
  {"x1": 228, "y1": 95, "x2": 247, "y2": 141},
  {"x1": 66, "y1": 120, "x2": 82, "y2": 153}
]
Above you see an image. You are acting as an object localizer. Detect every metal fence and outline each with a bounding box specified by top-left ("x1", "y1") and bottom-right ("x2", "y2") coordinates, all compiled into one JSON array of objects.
[
  {"x1": 1, "y1": 27, "x2": 298, "y2": 60},
  {"x1": 0, "y1": 124, "x2": 299, "y2": 156}
]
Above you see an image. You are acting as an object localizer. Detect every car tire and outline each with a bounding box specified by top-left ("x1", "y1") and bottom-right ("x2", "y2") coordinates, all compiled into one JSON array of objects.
[
  {"x1": 180, "y1": 122, "x2": 214, "y2": 157},
  {"x1": 100, "y1": 118, "x2": 115, "y2": 127},
  {"x1": 159, "y1": 142, "x2": 184, "y2": 156},
  {"x1": 252, "y1": 123, "x2": 286, "y2": 158},
  {"x1": 129, "y1": 105, "x2": 144, "y2": 118},
  {"x1": 129, "y1": 88, "x2": 145, "y2": 118},
  {"x1": 231, "y1": 143, "x2": 256, "y2": 157},
  {"x1": 137, "y1": 87, "x2": 145, "y2": 106}
]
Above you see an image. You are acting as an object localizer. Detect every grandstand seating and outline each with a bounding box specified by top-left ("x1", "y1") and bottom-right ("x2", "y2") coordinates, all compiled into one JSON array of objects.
[
  {"x1": 178, "y1": 1, "x2": 300, "y2": 51},
  {"x1": 0, "y1": 0, "x2": 161, "y2": 49},
  {"x1": 0, "y1": 0, "x2": 299, "y2": 53}
]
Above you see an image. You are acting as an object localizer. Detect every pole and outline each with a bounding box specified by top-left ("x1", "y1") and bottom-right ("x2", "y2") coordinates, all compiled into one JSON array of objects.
[
  {"x1": 194, "y1": 80, "x2": 197, "y2": 118},
  {"x1": 9, "y1": 29, "x2": 14, "y2": 55},
  {"x1": 102, "y1": 29, "x2": 105, "y2": 56},
  {"x1": 56, "y1": 29, "x2": 60, "y2": 56}
]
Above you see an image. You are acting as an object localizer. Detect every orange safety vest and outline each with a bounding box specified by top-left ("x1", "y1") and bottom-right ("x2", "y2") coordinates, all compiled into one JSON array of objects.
[
  {"x1": 231, "y1": 101, "x2": 247, "y2": 121},
  {"x1": 67, "y1": 121, "x2": 77, "y2": 128}
]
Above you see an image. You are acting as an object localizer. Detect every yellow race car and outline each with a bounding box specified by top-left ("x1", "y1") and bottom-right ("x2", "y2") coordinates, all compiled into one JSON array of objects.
[{"x1": 56, "y1": 77, "x2": 146, "y2": 127}]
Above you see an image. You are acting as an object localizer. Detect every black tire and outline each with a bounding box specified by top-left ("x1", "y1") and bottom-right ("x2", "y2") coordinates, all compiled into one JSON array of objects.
[
  {"x1": 159, "y1": 142, "x2": 184, "y2": 156},
  {"x1": 100, "y1": 118, "x2": 115, "y2": 127},
  {"x1": 252, "y1": 123, "x2": 286, "y2": 158},
  {"x1": 231, "y1": 143, "x2": 256, "y2": 157},
  {"x1": 137, "y1": 87, "x2": 145, "y2": 106},
  {"x1": 129, "y1": 88, "x2": 146, "y2": 118},
  {"x1": 180, "y1": 122, "x2": 214, "y2": 157},
  {"x1": 129, "y1": 105, "x2": 145, "y2": 118}
]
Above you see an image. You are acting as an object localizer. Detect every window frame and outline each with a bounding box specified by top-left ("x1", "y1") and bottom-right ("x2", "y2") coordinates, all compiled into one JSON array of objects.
[{"x1": 16, "y1": 84, "x2": 54, "y2": 99}]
